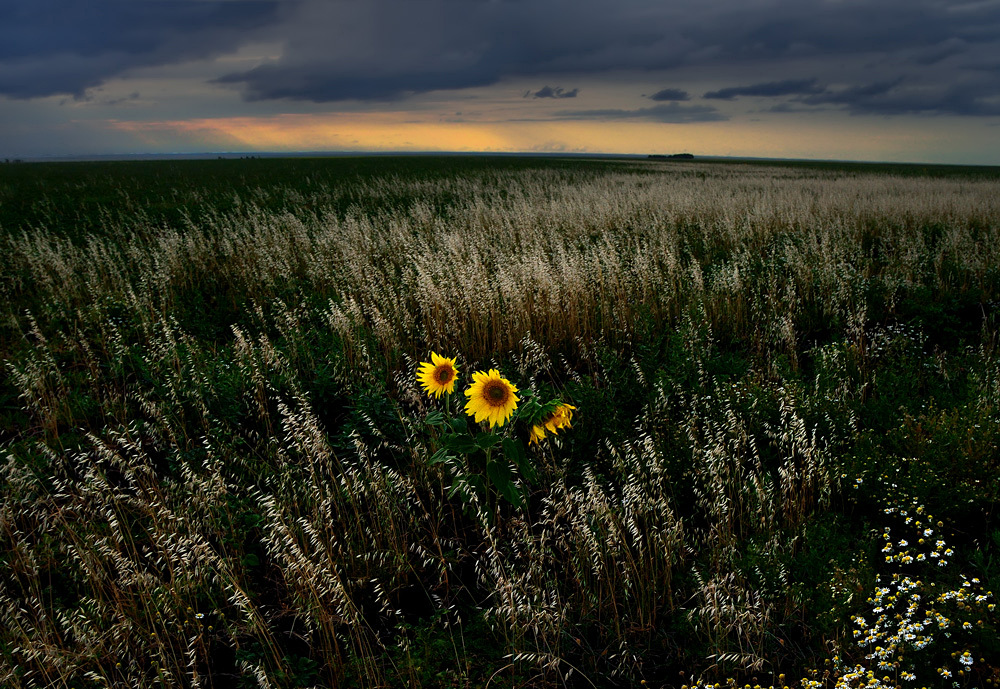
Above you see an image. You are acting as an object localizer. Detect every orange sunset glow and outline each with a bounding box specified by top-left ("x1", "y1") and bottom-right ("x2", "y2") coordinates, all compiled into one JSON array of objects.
[{"x1": 103, "y1": 111, "x2": 957, "y2": 163}]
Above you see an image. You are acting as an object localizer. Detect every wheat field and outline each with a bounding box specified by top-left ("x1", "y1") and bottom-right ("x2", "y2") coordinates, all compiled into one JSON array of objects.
[{"x1": 1, "y1": 157, "x2": 998, "y2": 688}]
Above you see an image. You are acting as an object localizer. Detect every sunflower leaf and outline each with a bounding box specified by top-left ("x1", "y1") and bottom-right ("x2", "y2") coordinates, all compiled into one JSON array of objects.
[
  {"x1": 502, "y1": 481, "x2": 525, "y2": 508},
  {"x1": 424, "y1": 410, "x2": 446, "y2": 426},
  {"x1": 518, "y1": 398, "x2": 543, "y2": 424},
  {"x1": 466, "y1": 473, "x2": 485, "y2": 496},
  {"x1": 487, "y1": 459, "x2": 522, "y2": 507},
  {"x1": 503, "y1": 437, "x2": 537, "y2": 484},
  {"x1": 475, "y1": 433, "x2": 501, "y2": 450},
  {"x1": 443, "y1": 434, "x2": 478, "y2": 454},
  {"x1": 486, "y1": 459, "x2": 511, "y2": 487}
]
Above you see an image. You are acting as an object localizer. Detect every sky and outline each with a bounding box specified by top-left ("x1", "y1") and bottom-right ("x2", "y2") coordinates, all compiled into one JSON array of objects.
[{"x1": 2, "y1": 0, "x2": 1000, "y2": 164}]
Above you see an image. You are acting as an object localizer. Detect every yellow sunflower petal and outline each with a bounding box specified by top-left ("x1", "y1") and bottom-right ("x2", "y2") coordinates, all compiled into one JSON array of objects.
[
  {"x1": 463, "y1": 369, "x2": 519, "y2": 428},
  {"x1": 417, "y1": 353, "x2": 459, "y2": 399},
  {"x1": 529, "y1": 424, "x2": 546, "y2": 445}
]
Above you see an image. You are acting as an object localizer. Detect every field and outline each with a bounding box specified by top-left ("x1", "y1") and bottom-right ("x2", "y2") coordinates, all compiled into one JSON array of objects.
[{"x1": 1, "y1": 155, "x2": 999, "y2": 688}]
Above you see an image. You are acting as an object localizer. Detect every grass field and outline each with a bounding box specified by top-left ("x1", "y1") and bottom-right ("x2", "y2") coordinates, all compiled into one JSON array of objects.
[{"x1": 1, "y1": 155, "x2": 999, "y2": 688}]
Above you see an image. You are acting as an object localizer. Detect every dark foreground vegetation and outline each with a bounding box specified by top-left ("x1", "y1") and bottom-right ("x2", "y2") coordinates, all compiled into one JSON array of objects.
[{"x1": 1, "y1": 156, "x2": 999, "y2": 688}]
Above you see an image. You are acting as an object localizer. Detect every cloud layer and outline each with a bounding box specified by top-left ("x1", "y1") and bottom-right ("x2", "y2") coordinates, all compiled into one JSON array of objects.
[
  {"x1": 647, "y1": 89, "x2": 691, "y2": 102},
  {"x1": 526, "y1": 86, "x2": 579, "y2": 99},
  {"x1": 555, "y1": 103, "x2": 726, "y2": 123},
  {"x1": 704, "y1": 79, "x2": 824, "y2": 100},
  {"x1": 711, "y1": 76, "x2": 1000, "y2": 117},
  {"x1": 0, "y1": 1, "x2": 285, "y2": 99},
  {"x1": 2, "y1": 0, "x2": 999, "y2": 119}
]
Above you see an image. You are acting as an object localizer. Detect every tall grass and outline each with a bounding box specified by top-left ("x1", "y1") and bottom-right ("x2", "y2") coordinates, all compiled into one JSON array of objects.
[
  {"x1": 1, "y1": 159, "x2": 998, "y2": 688},
  {"x1": 4, "y1": 163, "x2": 999, "y2": 359}
]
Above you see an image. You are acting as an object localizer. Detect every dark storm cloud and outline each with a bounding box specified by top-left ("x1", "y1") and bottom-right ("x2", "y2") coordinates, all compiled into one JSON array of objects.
[
  {"x1": 706, "y1": 72, "x2": 1000, "y2": 117},
  {"x1": 554, "y1": 103, "x2": 727, "y2": 123},
  {"x1": 647, "y1": 89, "x2": 690, "y2": 101},
  {"x1": 213, "y1": 0, "x2": 660, "y2": 102},
  {"x1": 211, "y1": 0, "x2": 1000, "y2": 109},
  {"x1": 4, "y1": 0, "x2": 1000, "y2": 120},
  {"x1": 526, "y1": 86, "x2": 579, "y2": 99},
  {"x1": 798, "y1": 79, "x2": 903, "y2": 106},
  {"x1": 0, "y1": 0, "x2": 286, "y2": 99},
  {"x1": 214, "y1": 68, "x2": 493, "y2": 103},
  {"x1": 799, "y1": 78, "x2": 1000, "y2": 117},
  {"x1": 688, "y1": 1, "x2": 1000, "y2": 63},
  {"x1": 913, "y1": 38, "x2": 969, "y2": 66},
  {"x1": 704, "y1": 79, "x2": 824, "y2": 100}
]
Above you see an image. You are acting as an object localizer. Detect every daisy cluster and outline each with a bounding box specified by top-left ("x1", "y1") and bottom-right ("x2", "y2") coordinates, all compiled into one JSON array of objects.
[
  {"x1": 674, "y1": 665, "x2": 895, "y2": 689},
  {"x1": 677, "y1": 674, "x2": 811, "y2": 689},
  {"x1": 846, "y1": 500, "x2": 994, "y2": 687},
  {"x1": 826, "y1": 659, "x2": 896, "y2": 689},
  {"x1": 676, "y1": 668, "x2": 894, "y2": 689},
  {"x1": 678, "y1": 498, "x2": 995, "y2": 689}
]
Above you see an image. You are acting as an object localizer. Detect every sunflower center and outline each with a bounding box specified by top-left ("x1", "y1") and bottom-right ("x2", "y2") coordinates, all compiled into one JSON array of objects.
[
  {"x1": 435, "y1": 366, "x2": 453, "y2": 384},
  {"x1": 484, "y1": 381, "x2": 509, "y2": 405}
]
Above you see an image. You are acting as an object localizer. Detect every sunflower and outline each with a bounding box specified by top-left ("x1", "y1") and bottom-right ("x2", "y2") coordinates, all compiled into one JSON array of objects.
[
  {"x1": 531, "y1": 403, "x2": 576, "y2": 444},
  {"x1": 543, "y1": 403, "x2": 576, "y2": 433},
  {"x1": 416, "y1": 352, "x2": 459, "y2": 398},
  {"x1": 464, "y1": 369, "x2": 519, "y2": 428}
]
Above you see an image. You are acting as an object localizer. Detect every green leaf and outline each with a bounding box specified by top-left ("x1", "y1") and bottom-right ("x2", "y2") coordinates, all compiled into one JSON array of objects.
[
  {"x1": 425, "y1": 410, "x2": 446, "y2": 426},
  {"x1": 449, "y1": 416, "x2": 469, "y2": 433},
  {"x1": 428, "y1": 448, "x2": 451, "y2": 466},
  {"x1": 519, "y1": 397, "x2": 562, "y2": 426},
  {"x1": 518, "y1": 398, "x2": 542, "y2": 425},
  {"x1": 466, "y1": 474, "x2": 486, "y2": 496},
  {"x1": 475, "y1": 432, "x2": 501, "y2": 450},
  {"x1": 503, "y1": 437, "x2": 537, "y2": 484},
  {"x1": 503, "y1": 482, "x2": 524, "y2": 507},
  {"x1": 541, "y1": 399, "x2": 562, "y2": 416},
  {"x1": 486, "y1": 458, "x2": 512, "y2": 491},
  {"x1": 487, "y1": 459, "x2": 523, "y2": 507},
  {"x1": 442, "y1": 434, "x2": 478, "y2": 454}
]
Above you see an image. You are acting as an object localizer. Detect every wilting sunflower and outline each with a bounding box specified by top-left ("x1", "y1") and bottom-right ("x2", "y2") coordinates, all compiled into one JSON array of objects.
[
  {"x1": 416, "y1": 352, "x2": 460, "y2": 398},
  {"x1": 531, "y1": 403, "x2": 576, "y2": 444},
  {"x1": 464, "y1": 369, "x2": 519, "y2": 428},
  {"x1": 545, "y1": 403, "x2": 576, "y2": 432}
]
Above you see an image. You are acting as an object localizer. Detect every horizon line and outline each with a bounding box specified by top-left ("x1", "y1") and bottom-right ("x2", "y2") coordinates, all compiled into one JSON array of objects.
[{"x1": 5, "y1": 150, "x2": 1000, "y2": 169}]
